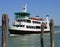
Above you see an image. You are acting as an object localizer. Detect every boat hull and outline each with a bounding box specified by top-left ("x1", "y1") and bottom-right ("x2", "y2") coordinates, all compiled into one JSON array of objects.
[{"x1": 9, "y1": 29, "x2": 50, "y2": 34}]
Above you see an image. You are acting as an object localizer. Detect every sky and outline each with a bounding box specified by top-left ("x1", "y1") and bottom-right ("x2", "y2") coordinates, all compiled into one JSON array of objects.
[{"x1": 0, "y1": 0, "x2": 60, "y2": 26}]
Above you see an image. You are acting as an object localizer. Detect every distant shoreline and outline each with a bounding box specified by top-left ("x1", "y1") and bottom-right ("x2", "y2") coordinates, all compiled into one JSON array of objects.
[{"x1": 54, "y1": 26, "x2": 60, "y2": 27}]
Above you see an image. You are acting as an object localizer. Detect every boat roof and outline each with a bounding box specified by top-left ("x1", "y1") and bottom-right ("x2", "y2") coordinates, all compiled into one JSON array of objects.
[
  {"x1": 29, "y1": 18, "x2": 44, "y2": 21},
  {"x1": 14, "y1": 12, "x2": 30, "y2": 16}
]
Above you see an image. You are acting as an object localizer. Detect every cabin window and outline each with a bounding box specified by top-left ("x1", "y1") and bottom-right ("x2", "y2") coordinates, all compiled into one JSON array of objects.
[
  {"x1": 14, "y1": 25, "x2": 19, "y2": 27},
  {"x1": 17, "y1": 20, "x2": 20, "y2": 22},
  {"x1": 36, "y1": 26, "x2": 41, "y2": 29},
  {"x1": 33, "y1": 21, "x2": 41, "y2": 24},
  {"x1": 17, "y1": 19, "x2": 31, "y2": 23},
  {"x1": 16, "y1": 25, "x2": 19, "y2": 27},
  {"x1": 26, "y1": 20, "x2": 31, "y2": 23},
  {"x1": 17, "y1": 19, "x2": 25, "y2": 22},
  {"x1": 20, "y1": 25, "x2": 25, "y2": 27},
  {"x1": 16, "y1": 15, "x2": 25, "y2": 19},
  {"x1": 26, "y1": 26, "x2": 35, "y2": 29},
  {"x1": 13, "y1": 25, "x2": 25, "y2": 27}
]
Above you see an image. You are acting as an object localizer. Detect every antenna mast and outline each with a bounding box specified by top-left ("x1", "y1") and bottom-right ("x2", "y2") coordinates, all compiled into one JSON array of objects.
[{"x1": 23, "y1": 4, "x2": 27, "y2": 12}]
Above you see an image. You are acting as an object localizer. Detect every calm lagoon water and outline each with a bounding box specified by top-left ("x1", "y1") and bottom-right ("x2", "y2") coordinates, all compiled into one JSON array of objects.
[{"x1": 0, "y1": 26, "x2": 60, "y2": 47}]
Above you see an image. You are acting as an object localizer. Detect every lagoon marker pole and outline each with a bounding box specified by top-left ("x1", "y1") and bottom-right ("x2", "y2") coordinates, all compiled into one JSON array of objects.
[
  {"x1": 50, "y1": 19, "x2": 54, "y2": 47},
  {"x1": 40, "y1": 23, "x2": 44, "y2": 47},
  {"x1": 2, "y1": 14, "x2": 8, "y2": 47}
]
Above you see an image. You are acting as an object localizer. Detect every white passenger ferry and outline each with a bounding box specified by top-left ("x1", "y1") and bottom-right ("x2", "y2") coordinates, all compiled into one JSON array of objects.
[{"x1": 9, "y1": 4, "x2": 50, "y2": 35}]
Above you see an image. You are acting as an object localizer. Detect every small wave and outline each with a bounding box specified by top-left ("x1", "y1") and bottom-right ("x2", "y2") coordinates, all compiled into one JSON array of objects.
[
  {"x1": 9, "y1": 34, "x2": 20, "y2": 37},
  {"x1": 54, "y1": 31, "x2": 60, "y2": 34}
]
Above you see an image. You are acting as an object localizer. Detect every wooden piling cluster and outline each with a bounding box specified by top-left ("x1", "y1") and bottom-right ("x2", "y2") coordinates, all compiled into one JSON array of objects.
[
  {"x1": 2, "y1": 14, "x2": 54, "y2": 47},
  {"x1": 40, "y1": 19, "x2": 54, "y2": 47}
]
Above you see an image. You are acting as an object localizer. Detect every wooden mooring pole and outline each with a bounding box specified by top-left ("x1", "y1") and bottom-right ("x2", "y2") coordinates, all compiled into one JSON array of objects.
[
  {"x1": 50, "y1": 19, "x2": 54, "y2": 47},
  {"x1": 40, "y1": 23, "x2": 44, "y2": 47},
  {"x1": 2, "y1": 14, "x2": 8, "y2": 47}
]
